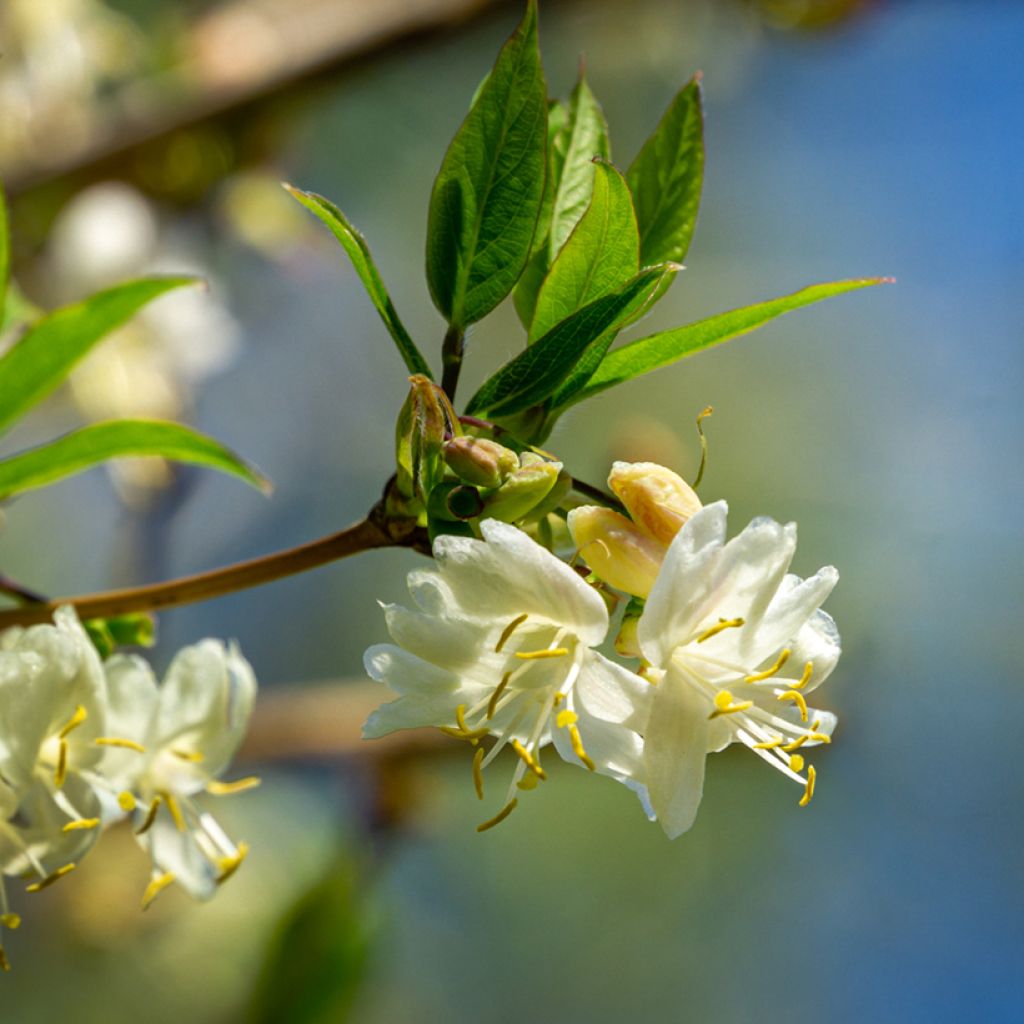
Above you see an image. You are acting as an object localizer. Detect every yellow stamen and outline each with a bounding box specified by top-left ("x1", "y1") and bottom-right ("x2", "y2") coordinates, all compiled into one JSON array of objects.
[
  {"x1": 709, "y1": 690, "x2": 754, "y2": 719},
  {"x1": 58, "y1": 705, "x2": 88, "y2": 739},
  {"x1": 118, "y1": 791, "x2": 137, "y2": 812},
  {"x1": 511, "y1": 740, "x2": 546, "y2": 780},
  {"x1": 782, "y1": 735, "x2": 809, "y2": 753},
  {"x1": 495, "y1": 613, "x2": 528, "y2": 653},
  {"x1": 487, "y1": 673, "x2": 511, "y2": 720},
  {"x1": 171, "y1": 749, "x2": 204, "y2": 763},
  {"x1": 752, "y1": 736, "x2": 784, "y2": 749},
  {"x1": 472, "y1": 748, "x2": 485, "y2": 800},
  {"x1": 476, "y1": 798, "x2": 518, "y2": 833},
  {"x1": 745, "y1": 648, "x2": 792, "y2": 683},
  {"x1": 553, "y1": 692, "x2": 566, "y2": 706},
  {"x1": 164, "y1": 792, "x2": 186, "y2": 832},
  {"x1": 141, "y1": 871, "x2": 176, "y2": 910},
  {"x1": 514, "y1": 647, "x2": 569, "y2": 660},
  {"x1": 696, "y1": 617, "x2": 745, "y2": 643},
  {"x1": 442, "y1": 705, "x2": 489, "y2": 743},
  {"x1": 778, "y1": 689, "x2": 809, "y2": 723},
  {"x1": 805, "y1": 717, "x2": 832, "y2": 744},
  {"x1": 26, "y1": 863, "x2": 76, "y2": 893},
  {"x1": 793, "y1": 661, "x2": 814, "y2": 690},
  {"x1": 1, "y1": 914, "x2": 20, "y2": 930},
  {"x1": 135, "y1": 795, "x2": 163, "y2": 835},
  {"x1": 62, "y1": 818, "x2": 100, "y2": 833},
  {"x1": 216, "y1": 842, "x2": 249, "y2": 884},
  {"x1": 788, "y1": 753, "x2": 805, "y2": 773},
  {"x1": 207, "y1": 776, "x2": 262, "y2": 796},
  {"x1": 516, "y1": 773, "x2": 539, "y2": 791},
  {"x1": 568, "y1": 724, "x2": 595, "y2": 771},
  {"x1": 799, "y1": 765, "x2": 817, "y2": 807},
  {"x1": 54, "y1": 740, "x2": 68, "y2": 788},
  {"x1": 94, "y1": 737, "x2": 146, "y2": 753},
  {"x1": 556, "y1": 709, "x2": 578, "y2": 729}
]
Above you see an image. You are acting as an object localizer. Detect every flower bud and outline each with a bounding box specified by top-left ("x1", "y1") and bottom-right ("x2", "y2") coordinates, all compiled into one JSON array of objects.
[
  {"x1": 443, "y1": 436, "x2": 519, "y2": 489},
  {"x1": 483, "y1": 460, "x2": 561, "y2": 523},
  {"x1": 395, "y1": 375, "x2": 459, "y2": 503},
  {"x1": 615, "y1": 611, "x2": 642, "y2": 659},
  {"x1": 567, "y1": 506, "x2": 665, "y2": 598},
  {"x1": 608, "y1": 461, "x2": 702, "y2": 545}
]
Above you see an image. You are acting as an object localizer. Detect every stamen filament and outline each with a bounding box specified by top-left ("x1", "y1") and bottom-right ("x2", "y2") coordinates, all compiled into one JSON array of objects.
[
  {"x1": 495, "y1": 614, "x2": 528, "y2": 653},
  {"x1": 696, "y1": 617, "x2": 745, "y2": 643},
  {"x1": 745, "y1": 648, "x2": 792, "y2": 683},
  {"x1": 476, "y1": 798, "x2": 518, "y2": 833}
]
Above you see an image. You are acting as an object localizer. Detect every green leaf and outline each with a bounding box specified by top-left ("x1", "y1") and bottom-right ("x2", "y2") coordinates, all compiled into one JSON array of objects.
[
  {"x1": 0, "y1": 277, "x2": 195, "y2": 438},
  {"x1": 0, "y1": 182, "x2": 8, "y2": 329},
  {"x1": 528, "y1": 161, "x2": 639, "y2": 342},
  {"x1": 513, "y1": 75, "x2": 611, "y2": 328},
  {"x1": 627, "y1": 75, "x2": 704, "y2": 267},
  {"x1": 572, "y1": 278, "x2": 893, "y2": 404},
  {"x1": 0, "y1": 419, "x2": 270, "y2": 500},
  {"x1": 425, "y1": 1, "x2": 547, "y2": 329},
  {"x1": 285, "y1": 185, "x2": 432, "y2": 378},
  {"x1": 0, "y1": 282, "x2": 42, "y2": 339},
  {"x1": 466, "y1": 265, "x2": 670, "y2": 418}
]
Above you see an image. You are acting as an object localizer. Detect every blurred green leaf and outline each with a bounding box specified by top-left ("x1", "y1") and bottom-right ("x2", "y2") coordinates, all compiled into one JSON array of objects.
[
  {"x1": 513, "y1": 75, "x2": 610, "y2": 328},
  {"x1": 572, "y1": 278, "x2": 892, "y2": 404},
  {"x1": 285, "y1": 186, "x2": 432, "y2": 378},
  {"x1": 528, "y1": 161, "x2": 639, "y2": 342},
  {"x1": 0, "y1": 282, "x2": 43, "y2": 338},
  {"x1": 0, "y1": 183, "x2": 8, "y2": 329},
  {"x1": 246, "y1": 858, "x2": 372, "y2": 1024},
  {"x1": 0, "y1": 277, "x2": 195, "y2": 437},
  {"x1": 0, "y1": 419, "x2": 270, "y2": 499},
  {"x1": 627, "y1": 75, "x2": 704, "y2": 268},
  {"x1": 466, "y1": 265, "x2": 670, "y2": 418},
  {"x1": 425, "y1": 1, "x2": 547, "y2": 328},
  {"x1": 84, "y1": 612, "x2": 156, "y2": 658}
]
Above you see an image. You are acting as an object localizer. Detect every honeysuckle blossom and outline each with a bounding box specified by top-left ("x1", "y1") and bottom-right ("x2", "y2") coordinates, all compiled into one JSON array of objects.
[
  {"x1": 635, "y1": 501, "x2": 840, "y2": 838},
  {"x1": 364, "y1": 519, "x2": 653, "y2": 831},
  {"x1": 96, "y1": 640, "x2": 258, "y2": 907}
]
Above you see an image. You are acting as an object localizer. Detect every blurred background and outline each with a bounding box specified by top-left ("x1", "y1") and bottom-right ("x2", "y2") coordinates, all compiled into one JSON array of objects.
[{"x1": 1, "y1": 0, "x2": 1022, "y2": 1020}]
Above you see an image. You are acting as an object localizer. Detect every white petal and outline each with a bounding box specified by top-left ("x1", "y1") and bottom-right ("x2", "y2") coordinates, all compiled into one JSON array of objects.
[
  {"x1": 778, "y1": 607, "x2": 841, "y2": 694},
  {"x1": 364, "y1": 644, "x2": 464, "y2": 697},
  {"x1": 638, "y1": 502, "x2": 728, "y2": 666},
  {"x1": 643, "y1": 664, "x2": 710, "y2": 839},
  {"x1": 575, "y1": 652, "x2": 652, "y2": 732},
  {"x1": 141, "y1": 817, "x2": 217, "y2": 900},
  {"x1": 99, "y1": 654, "x2": 160, "y2": 785},
  {"x1": 549, "y1": 708, "x2": 644, "y2": 781},
  {"x1": 383, "y1": 603, "x2": 491, "y2": 672},
  {"x1": 362, "y1": 693, "x2": 461, "y2": 739}
]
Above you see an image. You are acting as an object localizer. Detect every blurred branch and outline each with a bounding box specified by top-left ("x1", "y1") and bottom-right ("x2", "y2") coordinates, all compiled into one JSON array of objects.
[{"x1": 4, "y1": 0, "x2": 512, "y2": 195}]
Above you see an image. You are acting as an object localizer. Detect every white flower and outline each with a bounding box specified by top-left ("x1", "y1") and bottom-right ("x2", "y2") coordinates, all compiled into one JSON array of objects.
[
  {"x1": 364, "y1": 520, "x2": 652, "y2": 831},
  {"x1": 0, "y1": 607, "x2": 109, "y2": 964},
  {"x1": 636, "y1": 501, "x2": 840, "y2": 838},
  {"x1": 98, "y1": 640, "x2": 258, "y2": 907}
]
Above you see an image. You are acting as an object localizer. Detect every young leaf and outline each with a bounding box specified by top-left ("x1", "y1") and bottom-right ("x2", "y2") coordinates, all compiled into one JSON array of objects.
[
  {"x1": 627, "y1": 75, "x2": 704, "y2": 267},
  {"x1": 0, "y1": 277, "x2": 195, "y2": 437},
  {"x1": 0, "y1": 419, "x2": 270, "y2": 499},
  {"x1": 513, "y1": 75, "x2": 611, "y2": 328},
  {"x1": 425, "y1": 1, "x2": 547, "y2": 329},
  {"x1": 285, "y1": 185, "x2": 432, "y2": 378},
  {"x1": 528, "y1": 161, "x2": 639, "y2": 342},
  {"x1": 571, "y1": 278, "x2": 892, "y2": 405},
  {"x1": 465, "y1": 265, "x2": 668, "y2": 418}
]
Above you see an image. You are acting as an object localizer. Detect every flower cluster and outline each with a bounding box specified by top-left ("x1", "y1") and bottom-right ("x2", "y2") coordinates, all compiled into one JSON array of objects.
[
  {"x1": 0, "y1": 607, "x2": 257, "y2": 969},
  {"x1": 364, "y1": 461, "x2": 840, "y2": 838}
]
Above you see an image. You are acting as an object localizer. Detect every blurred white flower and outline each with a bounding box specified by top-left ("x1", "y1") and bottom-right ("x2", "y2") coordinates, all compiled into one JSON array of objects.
[
  {"x1": 98, "y1": 640, "x2": 258, "y2": 907},
  {"x1": 364, "y1": 520, "x2": 652, "y2": 831},
  {"x1": 636, "y1": 501, "x2": 840, "y2": 838}
]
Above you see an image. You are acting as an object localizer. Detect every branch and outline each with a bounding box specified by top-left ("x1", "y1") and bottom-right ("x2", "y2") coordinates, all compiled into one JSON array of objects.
[{"x1": 0, "y1": 513, "x2": 421, "y2": 628}]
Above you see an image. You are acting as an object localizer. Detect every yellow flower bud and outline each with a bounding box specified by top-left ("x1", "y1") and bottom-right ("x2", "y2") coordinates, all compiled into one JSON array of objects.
[
  {"x1": 608, "y1": 461, "x2": 702, "y2": 545},
  {"x1": 443, "y1": 436, "x2": 519, "y2": 489},
  {"x1": 567, "y1": 506, "x2": 665, "y2": 598}
]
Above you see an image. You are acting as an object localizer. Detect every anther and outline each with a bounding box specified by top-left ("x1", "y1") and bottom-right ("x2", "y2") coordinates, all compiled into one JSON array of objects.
[
  {"x1": 58, "y1": 705, "x2": 88, "y2": 739},
  {"x1": 141, "y1": 871, "x2": 176, "y2": 910},
  {"x1": 476, "y1": 798, "x2": 518, "y2": 833},
  {"x1": 745, "y1": 648, "x2": 791, "y2": 683},
  {"x1": 171, "y1": 749, "x2": 205, "y2": 763},
  {"x1": 54, "y1": 740, "x2": 68, "y2": 788},
  {"x1": 696, "y1": 617, "x2": 745, "y2": 643},
  {"x1": 472, "y1": 748, "x2": 485, "y2": 800},
  {"x1": 799, "y1": 765, "x2": 817, "y2": 807},
  {"x1": 26, "y1": 863, "x2": 76, "y2": 893},
  {"x1": 511, "y1": 740, "x2": 546, "y2": 780},
  {"x1": 207, "y1": 777, "x2": 262, "y2": 796},
  {"x1": 793, "y1": 661, "x2": 814, "y2": 690},
  {"x1": 216, "y1": 842, "x2": 249, "y2": 884},
  {"x1": 164, "y1": 792, "x2": 187, "y2": 832},
  {"x1": 777, "y1": 689, "x2": 809, "y2": 723},
  {"x1": 514, "y1": 647, "x2": 569, "y2": 660},
  {"x1": 118, "y1": 791, "x2": 137, "y2": 812},
  {"x1": 568, "y1": 725, "x2": 595, "y2": 771},
  {"x1": 487, "y1": 673, "x2": 511, "y2": 720},
  {"x1": 495, "y1": 614, "x2": 528, "y2": 653},
  {"x1": 62, "y1": 818, "x2": 100, "y2": 833},
  {"x1": 788, "y1": 753, "x2": 805, "y2": 773},
  {"x1": 709, "y1": 690, "x2": 754, "y2": 719},
  {"x1": 517, "y1": 773, "x2": 539, "y2": 791},
  {"x1": 0, "y1": 914, "x2": 20, "y2": 930},
  {"x1": 556, "y1": 709, "x2": 578, "y2": 729},
  {"x1": 752, "y1": 736, "x2": 784, "y2": 749},
  {"x1": 94, "y1": 737, "x2": 147, "y2": 753},
  {"x1": 135, "y1": 795, "x2": 163, "y2": 835},
  {"x1": 782, "y1": 735, "x2": 809, "y2": 753}
]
